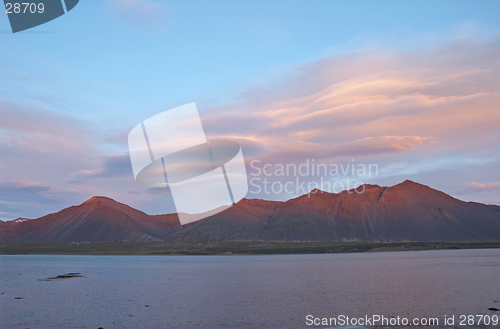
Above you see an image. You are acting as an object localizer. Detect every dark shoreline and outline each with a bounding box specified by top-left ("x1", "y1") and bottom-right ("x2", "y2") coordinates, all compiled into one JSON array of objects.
[{"x1": 1, "y1": 240, "x2": 500, "y2": 255}]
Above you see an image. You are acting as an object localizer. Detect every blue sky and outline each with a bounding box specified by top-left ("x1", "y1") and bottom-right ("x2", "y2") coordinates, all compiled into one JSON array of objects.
[{"x1": 1, "y1": 1, "x2": 500, "y2": 220}]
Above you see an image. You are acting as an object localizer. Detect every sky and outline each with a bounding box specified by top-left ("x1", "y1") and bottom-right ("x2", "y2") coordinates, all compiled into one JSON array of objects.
[{"x1": 1, "y1": 0, "x2": 500, "y2": 220}]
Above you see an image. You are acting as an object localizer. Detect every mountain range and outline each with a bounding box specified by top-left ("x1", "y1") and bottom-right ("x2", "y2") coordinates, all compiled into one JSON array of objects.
[{"x1": 1, "y1": 180, "x2": 499, "y2": 243}]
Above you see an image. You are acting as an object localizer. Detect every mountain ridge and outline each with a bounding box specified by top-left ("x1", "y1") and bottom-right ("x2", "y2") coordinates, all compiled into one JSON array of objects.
[{"x1": 1, "y1": 180, "x2": 499, "y2": 243}]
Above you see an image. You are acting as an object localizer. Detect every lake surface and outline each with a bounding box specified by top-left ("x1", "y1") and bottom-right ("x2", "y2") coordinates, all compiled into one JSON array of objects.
[{"x1": 1, "y1": 249, "x2": 500, "y2": 328}]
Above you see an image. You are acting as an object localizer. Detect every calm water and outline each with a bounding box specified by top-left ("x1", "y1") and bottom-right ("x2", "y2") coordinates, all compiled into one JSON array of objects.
[{"x1": 1, "y1": 249, "x2": 500, "y2": 329}]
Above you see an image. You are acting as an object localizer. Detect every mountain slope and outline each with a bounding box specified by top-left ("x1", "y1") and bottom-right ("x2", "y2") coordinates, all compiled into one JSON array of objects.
[
  {"x1": 172, "y1": 180, "x2": 500, "y2": 242},
  {"x1": 1, "y1": 180, "x2": 499, "y2": 243},
  {"x1": 0, "y1": 196, "x2": 182, "y2": 243}
]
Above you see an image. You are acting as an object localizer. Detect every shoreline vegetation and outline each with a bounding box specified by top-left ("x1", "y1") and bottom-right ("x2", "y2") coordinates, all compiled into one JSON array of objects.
[{"x1": 1, "y1": 240, "x2": 500, "y2": 255}]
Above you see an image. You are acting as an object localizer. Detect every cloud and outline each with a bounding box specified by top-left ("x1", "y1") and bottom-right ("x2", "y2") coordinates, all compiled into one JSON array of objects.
[
  {"x1": 198, "y1": 37, "x2": 500, "y2": 203},
  {"x1": 0, "y1": 181, "x2": 74, "y2": 220},
  {"x1": 106, "y1": 0, "x2": 171, "y2": 31},
  {"x1": 0, "y1": 101, "x2": 91, "y2": 154},
  {"x1": 67, "y1": 154, "x2": 133, "y2": 183},
  {"x1": 145, "y1": 187, "x2": 171, "y2": 195},
  {"x1": 0, "y1": 99, "x2": 180, "y2": 218},
  {"x1": 465, "y1": 182, "x2": 500, "y2": 191},
  {"x1": 0, "y1": 182, "x2": 58, "y2": 202},
  {"x1": 2, "y1": 34, "x2": 500, "y2": 218},
  {"x1": 202, "y1": 37, "x2": 500, "y2": 164},
  {"x1": 0, "y1": 102, "x2": 99, "y2": 192},
  {"x1": 0, "y1": 102, "x2": 138, "y2": 219}
]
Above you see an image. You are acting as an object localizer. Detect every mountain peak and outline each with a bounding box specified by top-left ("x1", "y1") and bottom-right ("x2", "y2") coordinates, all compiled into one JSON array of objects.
[
  {"x1": 394, "y1": 180, "x2": 427, "y2": 189},
  {"x1": 309, "y1": 188, "x2": 330, "y2": 195},
  {"x1": 354, "y1": 183, "x2": 383, "y2": 191},
  {"x1": 0, "y1": 195, "x2": 181, "y2": 243},
  {"x1": 83, "y1": 196, "x2": 117, "y2": 204}
]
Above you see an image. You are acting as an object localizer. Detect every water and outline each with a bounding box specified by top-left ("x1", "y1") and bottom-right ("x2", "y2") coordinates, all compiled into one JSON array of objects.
[{"x1": 1, "y1": 249, "x2": 499, "y2": 328}]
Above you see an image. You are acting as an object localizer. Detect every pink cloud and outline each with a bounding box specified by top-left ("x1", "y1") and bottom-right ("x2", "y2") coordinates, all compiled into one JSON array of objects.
[
  {"x1": 0, "y1": 101, "x2": 92, "y2": 154},
  {"x1": 202, "y1": 37, "x2": 500, "y2": 164},
  {"x1": 465, "y1": 182, "x2": 500, "y2": 191}
]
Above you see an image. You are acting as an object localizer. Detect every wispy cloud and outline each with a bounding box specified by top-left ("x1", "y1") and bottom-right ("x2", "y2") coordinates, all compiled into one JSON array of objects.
[
  {"x1": 202, "y1": 37, "x2": 500, "y2": 165},
  {"x1": 67, "y1": 155, "x2": 133, "y2": 183},
  {"x1": 106, "y1": 0, "x2": 171, "y2": 31},
  {"x1": 0, "y1": 101, "x2": 90, "y2": 154},
  {"x1": 465, "y1": 182, "x2": 500, "y2": 191},
  {"x1": 196, "y1": 37, "x2": 500, "y2": 203},
  {"x1": 0, "y1": 181, "x2": 76, "y2": 220},
  {"x1": 0, "y1": 182, "x2": 58, "y2": 202}
]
